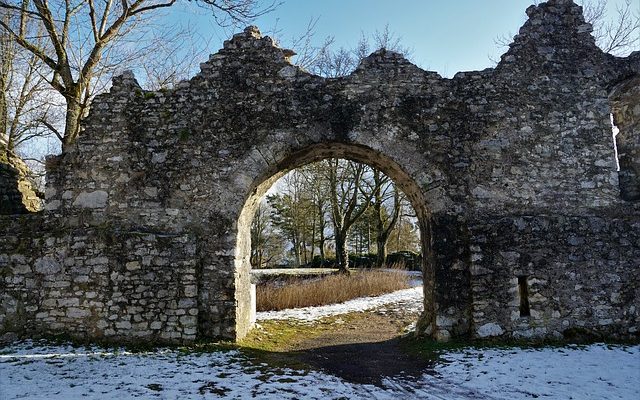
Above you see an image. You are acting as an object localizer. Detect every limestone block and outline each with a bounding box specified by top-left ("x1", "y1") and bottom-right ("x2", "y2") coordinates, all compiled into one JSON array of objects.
[
  {"x1": 34, "y1": 257, "x2": 62, "y2": 274},
  {"x1": 477, "y1": 323, "x2": 505, "y2": 338},
  {"x1": 72, "y1": 191, "x2": 108, "y2": 208}
]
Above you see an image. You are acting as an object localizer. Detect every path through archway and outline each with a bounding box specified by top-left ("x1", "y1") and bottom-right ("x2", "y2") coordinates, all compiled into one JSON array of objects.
[{"x1": 234, "y1": 142, "x2": 434, "y2": 339}]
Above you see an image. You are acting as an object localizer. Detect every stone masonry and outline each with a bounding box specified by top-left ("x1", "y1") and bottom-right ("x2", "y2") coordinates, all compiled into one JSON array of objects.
[
  {"x1": 0, "y1": 151, "x2": 42, "y2": 215},
  {"x1": 0, "y1": 0, "x2": 638, "y2": 343}
]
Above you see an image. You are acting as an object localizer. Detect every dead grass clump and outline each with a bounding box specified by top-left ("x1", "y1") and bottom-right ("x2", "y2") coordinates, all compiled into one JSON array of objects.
[{"x1": 256, "y1": 270, "x2": 411, "y2": 311}]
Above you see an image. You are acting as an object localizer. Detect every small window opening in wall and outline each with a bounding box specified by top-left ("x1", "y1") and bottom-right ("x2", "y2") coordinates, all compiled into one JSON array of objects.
[
  {"x1": 518, "y1": 276, "x2": 531, "y2": 317},
  {"x1": 610, "y1": 113, "x2": 620, "y2": 171}
]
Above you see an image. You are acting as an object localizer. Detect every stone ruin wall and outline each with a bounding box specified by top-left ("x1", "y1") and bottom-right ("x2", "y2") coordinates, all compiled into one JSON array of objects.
[
  {"x1": 0, "y1": 152, "x2": 42, "y2": 215},
  {"x1": 0, "y1": 0, "x2": 638, "y2": 343}
]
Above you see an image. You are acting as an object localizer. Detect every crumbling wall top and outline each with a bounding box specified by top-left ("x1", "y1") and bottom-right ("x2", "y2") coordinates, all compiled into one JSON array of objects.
[
  {"x1": 498, "y1": 0, "x2": 599, "y2": 70},
  {"x1": 0, "y1": 151, "x2": 43, "y2": 214}
]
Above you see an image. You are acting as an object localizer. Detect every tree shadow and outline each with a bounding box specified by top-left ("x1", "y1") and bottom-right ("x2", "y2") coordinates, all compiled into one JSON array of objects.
[{"x1": 242, "y1": 336, "x2": 439, "y2": 387}]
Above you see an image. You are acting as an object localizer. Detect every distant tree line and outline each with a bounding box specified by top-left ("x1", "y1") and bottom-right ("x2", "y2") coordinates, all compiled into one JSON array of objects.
[{"x1": 250, "y1": 159, "x2": 420, "y2": 273}]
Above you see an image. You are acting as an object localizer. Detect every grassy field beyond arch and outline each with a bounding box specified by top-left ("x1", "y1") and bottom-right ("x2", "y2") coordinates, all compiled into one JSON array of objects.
[{"x1": 256, "y1": 270, "x2": 412, "y2": 311}]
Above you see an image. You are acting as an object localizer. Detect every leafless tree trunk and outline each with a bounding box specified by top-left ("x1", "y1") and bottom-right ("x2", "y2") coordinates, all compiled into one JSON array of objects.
[
  {"x1": 326, "y1": 159, "x2": 380, "y2": 273},
  {"x1": 372, "y1": 169, "x2": 402, "y2": 268},
  {"x1": 1, "y1": 3, "x2": 62, "y2": 157}
]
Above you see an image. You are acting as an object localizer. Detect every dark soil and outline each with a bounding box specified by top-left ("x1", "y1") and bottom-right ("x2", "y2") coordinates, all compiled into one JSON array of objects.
[
  {"x1": 277, "y1": 310, "x2": 431, "y2": 385},
  {"x1": 297, "y1": 337, "x2": 430, "y2": 385}
]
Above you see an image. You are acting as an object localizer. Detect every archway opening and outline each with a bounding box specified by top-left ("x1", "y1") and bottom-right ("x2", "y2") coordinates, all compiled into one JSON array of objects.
[
  {"x1": 609, "y1": 75, "x2": 640, "y2": 201},
  {"x1": 234, "y1": 143, "x2": 434, "y2": 340}
]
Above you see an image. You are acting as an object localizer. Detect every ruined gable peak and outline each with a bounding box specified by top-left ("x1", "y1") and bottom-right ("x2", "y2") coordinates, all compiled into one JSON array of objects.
[
  {"x1": 220, "y1": 25, "x2": 296, "y2": 62},
  {"x1": 518, "y1": 0, "x2": 595, "y2": 46},
  {"x1": 361, "y1": 48, "x2": 407, "y2": 65},
  {"x1": 498, "y1": 0, "x2": 600, "y2": 71},
  {"x1": 224, "y1": 25, "x2": 271, "y2": 48},
  {"x1": 110, "y1": 70, "x2": 142, "y2": 94},
  {"x1": 352, "y1": 48, "x2": 427, "y2": 76}
]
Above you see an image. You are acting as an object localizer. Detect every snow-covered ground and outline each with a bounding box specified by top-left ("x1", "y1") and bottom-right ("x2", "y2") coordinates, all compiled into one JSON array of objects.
[
  {"x1": 1, "y1": 340, "x2": 638, "y2": 399},
  {"x1": 2, "y1": 287, "x2": 639, "y2": 399}
]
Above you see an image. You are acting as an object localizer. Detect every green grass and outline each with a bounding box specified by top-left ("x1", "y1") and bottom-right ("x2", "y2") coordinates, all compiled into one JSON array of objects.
[{"x1": 240, "y1": 314, "x2": 361, "y2": 353}]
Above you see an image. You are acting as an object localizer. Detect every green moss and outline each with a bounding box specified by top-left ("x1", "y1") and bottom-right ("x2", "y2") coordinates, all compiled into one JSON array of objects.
[
  {"x1": 160, "y1": 110, "x2": 172, "y2": 121},
  {"x1": 239, "y1": 314, "x2": 359, "y2": 353},
  {"x1": 1, "y1": 300, "x2": 27, "y2": 333},
  {"x1": 92, "y1": 220, "x2": 115, "y2": 242},
  {"x1": 18, "y1": 333, "x2": 238, "y2": 355},
  {"x1": 178, "y1": 128, "x2": 191, "y2": 141},
  {"x1": 143, "y1": 92, "x2": 156, "y2": 99},
  {"x1": 0, "y1": 266, "x2": 11, "y2": 277}
]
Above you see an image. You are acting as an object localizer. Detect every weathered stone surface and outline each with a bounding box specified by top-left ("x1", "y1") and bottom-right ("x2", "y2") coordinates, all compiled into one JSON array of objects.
[
  {"x1": 611, "y1": 75, "x2": 640, "y2": 201},
  {"x1": 477, "y1": 323, "x2": 505, "y2": 338},
  {"x1": 0, "y1": 0, "x2": 638, "y2": 344},
  {"x1": 33, "y1": 257, "x2": 61, "y2": 275},
  {"x1": 72, "y1": 191, "x2": 108, "y2": 209},
  {"x1": 0, "y1": 151, "x2": 42, "y2": 214}
]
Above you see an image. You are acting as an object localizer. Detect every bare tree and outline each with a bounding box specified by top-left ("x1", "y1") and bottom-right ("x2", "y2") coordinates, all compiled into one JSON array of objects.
[
  {"x1": 1, "y1": 4, "x2": 62, "y2": 155},
  {"x1": 307, "y1": 24, "x2": 412, "y2": 78},
  {"x1": 268, "y1": 171, "x2": 316, "y2": 267},
  {"x1": 371, "y1": 169, "x2": 403, "y2": 268},
  {"x1": 387, "y1": 204, "x2": 420, "y2": 254},
  {"x1": 291, "y1": 161, "x2": 338, "y2": 265},
  {"x1": 260, "y1": 157, "x2": 421, "y2": 272},
  {"x1": 0, "y1": 0, "x2": 277, "y2": 149},
  {"x1": 584, "y1": 0, "x2": 639, "y2": 55},
  {"x1": 325, "y1": 159, "x2": 382, "y2": 273},
  {"x1": 250, "y1": 203, "x2": 285, "y2": 268}
]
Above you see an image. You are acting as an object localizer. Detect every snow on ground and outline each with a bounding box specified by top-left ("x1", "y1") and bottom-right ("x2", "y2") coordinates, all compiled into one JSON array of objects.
[
  {"x1": 1, "y1": 340, "x2": 638, "y2": 399},
  {"x1": 256, "y1": 286, "x2": 423, "y2": 322},
  {"x1": 428, "y1": 345, "x2": 640, "y2": 399},
  {"x1": 2, "y1": 287, "x2": 639, "y2": 399}
]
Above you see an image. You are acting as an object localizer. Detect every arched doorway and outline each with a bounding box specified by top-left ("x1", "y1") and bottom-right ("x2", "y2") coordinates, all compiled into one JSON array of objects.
[
  {"x1": 609, "y1": 75, "x2": 640, "y2": 201},
  {"x1": 233, "y1": 142, "x2": 435, "y2": 339}
]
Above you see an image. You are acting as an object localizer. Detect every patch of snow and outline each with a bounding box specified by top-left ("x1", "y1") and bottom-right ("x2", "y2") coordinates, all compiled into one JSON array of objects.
[
  {"x1": 256, "y1": 286, "x2": 424, "y2": 322},
  {"x1": 422, "y1": 344, "x2": 640, "y2": 400}
]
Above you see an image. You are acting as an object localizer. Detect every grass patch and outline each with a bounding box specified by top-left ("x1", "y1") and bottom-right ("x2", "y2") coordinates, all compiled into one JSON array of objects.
[
  {"x1": 238, "y1": 314, "x2": 364, "y2": 371},
  {"x1": 256, "y1": 270, "x2": 411, "y2": 311},
  {"x1": 240, "y1": 315, "x2": 360, "y2": 353}
]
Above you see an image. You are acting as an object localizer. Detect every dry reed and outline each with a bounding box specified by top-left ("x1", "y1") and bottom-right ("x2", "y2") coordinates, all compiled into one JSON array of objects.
[{"x1": 256, "y1": 270, "x2": 411, "y2": 311}]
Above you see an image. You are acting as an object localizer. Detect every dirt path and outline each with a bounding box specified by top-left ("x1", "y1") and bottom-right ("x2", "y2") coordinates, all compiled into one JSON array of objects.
[
  {"x1": 294, "y1": 312, "x2": 430, "y2": 385},
  {"x1": 245, "y1": 306, "x2": 431, "y2": 386}
]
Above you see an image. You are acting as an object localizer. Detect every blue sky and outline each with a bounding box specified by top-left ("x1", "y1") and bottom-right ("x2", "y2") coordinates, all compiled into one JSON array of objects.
[{"x1": 174, "y1": 0, "x2": 638, "y2": 77}]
